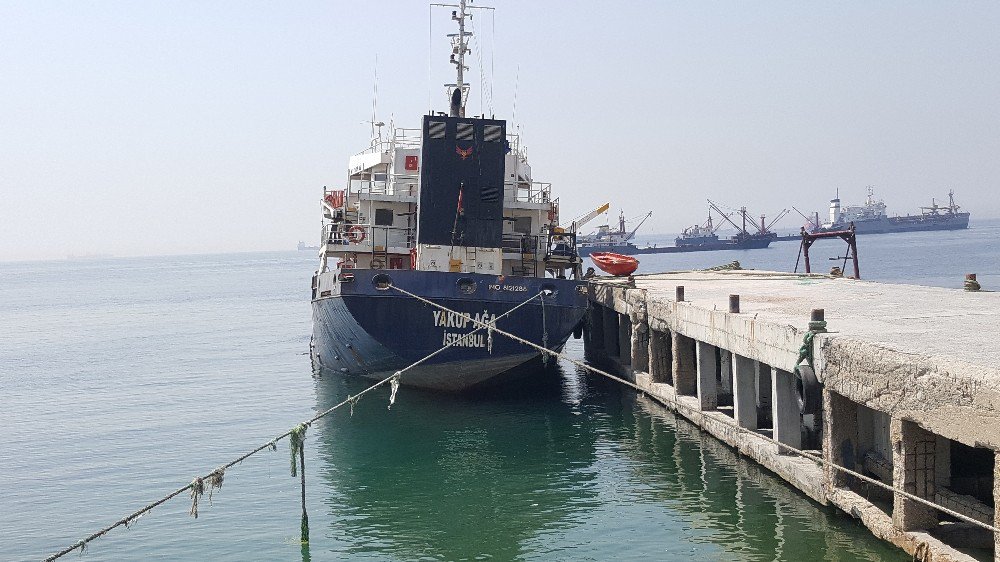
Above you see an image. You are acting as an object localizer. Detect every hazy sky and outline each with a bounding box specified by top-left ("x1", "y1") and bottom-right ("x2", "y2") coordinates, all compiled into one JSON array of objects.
[{"x1": 2, "y1": 1, "x2": 998, "y2": 261}]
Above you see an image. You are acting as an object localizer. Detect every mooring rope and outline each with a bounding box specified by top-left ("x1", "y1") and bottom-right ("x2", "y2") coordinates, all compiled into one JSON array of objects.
[
  {"x1": 43, "y1": 290, "x2": 546, "y2": 561},
  {"x1": 387, "y1": 283, "x2": 1000, "y2": 535}
]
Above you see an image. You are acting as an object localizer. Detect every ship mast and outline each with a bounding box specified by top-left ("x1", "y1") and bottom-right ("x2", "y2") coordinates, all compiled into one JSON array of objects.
[{"x1": 445, "y1": 0, "x2": 472, "y2": 117}]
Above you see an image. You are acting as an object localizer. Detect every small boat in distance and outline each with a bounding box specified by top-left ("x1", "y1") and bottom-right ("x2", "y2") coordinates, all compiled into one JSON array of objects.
[{"x1": 590, "y1": 252, "x2": 639, "y2": 277}]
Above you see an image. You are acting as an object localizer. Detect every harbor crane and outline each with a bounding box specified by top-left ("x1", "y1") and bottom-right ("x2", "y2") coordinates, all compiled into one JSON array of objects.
[{"x1": 563, "y1": 202, "x2": 610, "y2": 233}]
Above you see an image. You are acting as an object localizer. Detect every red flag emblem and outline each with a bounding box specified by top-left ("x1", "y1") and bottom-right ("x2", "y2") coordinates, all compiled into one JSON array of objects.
[
  {"x1": 404, "y1": 155, "x2": 418, "y2": 170},
  {"x1": 455, "y1": 145, "x2": 473, "y2": 160}
]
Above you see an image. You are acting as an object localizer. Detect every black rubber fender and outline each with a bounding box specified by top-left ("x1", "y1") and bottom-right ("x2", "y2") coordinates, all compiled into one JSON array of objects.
[
  {"x1": 572, "y1": 319, "x2": 584, "y2": 339},
  {"x1": 794, "y1": 364, "x2": 822, "y2": 414}
]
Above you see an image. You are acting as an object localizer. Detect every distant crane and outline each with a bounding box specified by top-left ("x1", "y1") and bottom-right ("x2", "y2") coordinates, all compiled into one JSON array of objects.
[
  {"x1": 757, "y1": 208, "x2": 789, "y2": 235},
  {"x1": 621, "y1": 211, "x2": 653, "y2": 241},
  {"x1": 792, "y1": 206, "x2": 821, "y2": 231},
  {"x1": 563, "y1": 202, "x2": 610, "y2": 233}
]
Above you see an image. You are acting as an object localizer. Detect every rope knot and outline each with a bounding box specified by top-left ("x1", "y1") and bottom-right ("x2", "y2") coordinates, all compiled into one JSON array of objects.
[
  {"x1": 189, "y1": 477, "x2": 205, "y2": 518},
  {"x1": 388, "y1": 372, "x2": 401, "y2": 409},
  {"x1": 289, "y1": 424, "x2": 308, "y2": 477}
]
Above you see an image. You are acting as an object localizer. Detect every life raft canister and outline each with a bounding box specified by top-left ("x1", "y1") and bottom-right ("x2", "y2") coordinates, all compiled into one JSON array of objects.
[{"x1": 346, "y1": 225, "x2": 366, "y2": 243}]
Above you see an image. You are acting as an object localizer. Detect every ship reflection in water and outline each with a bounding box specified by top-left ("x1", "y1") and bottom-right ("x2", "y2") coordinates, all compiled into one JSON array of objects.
[{"x1": 310, "y1": 342, "x2": 906, "y2": 561}]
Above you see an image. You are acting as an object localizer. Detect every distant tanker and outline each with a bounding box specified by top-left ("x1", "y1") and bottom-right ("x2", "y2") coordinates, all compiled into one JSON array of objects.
[{"x1": 814, "y1": 187, "x2": 970, "y2": 234}]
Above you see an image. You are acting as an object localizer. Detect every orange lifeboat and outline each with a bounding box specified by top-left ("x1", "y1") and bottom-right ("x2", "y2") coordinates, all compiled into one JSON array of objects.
[{"x1": 590, "y1": 252, "x2": 639, "y2": 277}]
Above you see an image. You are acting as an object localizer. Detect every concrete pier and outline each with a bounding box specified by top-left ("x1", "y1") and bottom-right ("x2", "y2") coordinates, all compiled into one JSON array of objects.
[{"x1": 584, "y1": 270, "x2": 1000, "y2": 561}]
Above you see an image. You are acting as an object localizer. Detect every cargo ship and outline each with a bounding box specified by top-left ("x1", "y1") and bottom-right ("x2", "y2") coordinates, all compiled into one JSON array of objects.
[
  {"x1": 309, "y1": 1, "x2": 588, "y2": 391},
  {"x1": 575, "y1": 202, "x2": 773, "y2": 256},
  {"x1": 815, "y1": 187, "x2": 970, "y2": 234}
]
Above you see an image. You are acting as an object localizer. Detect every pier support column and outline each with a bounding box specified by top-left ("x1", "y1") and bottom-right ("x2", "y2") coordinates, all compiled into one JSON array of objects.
[
  {"x1": 618, "y1": 313, "x2": 631, "y2": 367},
  {"x1": 823, "y1": 389, "x2": 858, "y2": 489},
  {"x1": 602, "y1": 307, "x2": 620, "y2": 360},
  {"x1": 771, "y1": 367, "x2": 801, "y2": 454},
  {"x1": 630, "y1": 317, "x2": 649, "y2": 373},
  {"x1": 719, "y1": 350, "x2": 733, "y2": 405},
  {"x1": 649, "y1": 329, "x2": 671, "y2": 384},
  {"x1": 672, "y1": 332, "x2": 697, "y2": 396},
  {"x1": 892, "y1": 418, "x2": 938, "y2": 531},
  {"x1": 732, "y1": 353, "x2": 757, "y2": 430},
  {"x1": 696, "y1": 341, "x2": 717, "y2": 411}
]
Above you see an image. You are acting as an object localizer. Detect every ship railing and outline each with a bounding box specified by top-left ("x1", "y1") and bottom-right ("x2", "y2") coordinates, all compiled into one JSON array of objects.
[
  {"x1": 392, "y1": 127, "x2": 422, "y2": 148},
  {"x1": 348, "y1": 174, "x2": 419, "y2": 197},
  {"x1": 323, "y1": 223, "x2": 415, "y2": 251},
  {"x1": 505, "y1": 180, "x2": 551, "y2": 203},
  {"x1": 507, "y1": 133, "x2": 527, "y2": 161},
  {"x1": 501, "y1": 233, "x2": 544, "y2": 254}
]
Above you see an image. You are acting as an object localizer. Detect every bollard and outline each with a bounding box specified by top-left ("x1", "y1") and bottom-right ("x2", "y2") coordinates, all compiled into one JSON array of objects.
[
  {"x1": 809, "y1": 308, "x2": 827, "y2": 332},
  {"x1": 729, "y1": 294, "x2": 740, "y2": 313},
  {"x1": 964, "y1": 273, "x2": 981, "y2": 292},
  {"x1": 675, "y1": 286, "x2": 685, "y2": 302}
]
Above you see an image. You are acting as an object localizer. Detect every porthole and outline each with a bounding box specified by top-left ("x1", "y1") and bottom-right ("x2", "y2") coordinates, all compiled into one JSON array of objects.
[
  {"x1": 457, "y1": 277, "x2": 477, "y2": 294},
  {"x1": 372, "y1": 273, "x2": 392, "y2": 291}
]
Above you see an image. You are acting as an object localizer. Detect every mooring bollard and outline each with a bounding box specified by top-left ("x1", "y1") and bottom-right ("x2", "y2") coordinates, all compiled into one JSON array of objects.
[
  {"x1": 964, "y1": 273, "x2": 981, "y2": 292},
  {"x1": 729, "y1": 294, "x2": 740, "y2": 313},
  {"x1": 676, "y1": 285, "x2": 685, "y2": 302},
  {"x1": 809, "y1": 308, "x2": 827, "y2": 332}
]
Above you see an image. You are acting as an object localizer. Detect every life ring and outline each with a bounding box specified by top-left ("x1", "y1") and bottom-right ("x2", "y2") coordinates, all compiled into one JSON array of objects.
[
  {"x1": 793, "y1": 364, "x2": 821, "y2": 414},
  {"x1": 346, "y1": 225, "x2": 366, "y2": 243}
]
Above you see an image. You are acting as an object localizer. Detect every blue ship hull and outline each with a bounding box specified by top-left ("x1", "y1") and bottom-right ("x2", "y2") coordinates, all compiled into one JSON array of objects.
[{"x1": 311, "y1": 269, "x2": 588, "y2": 391}]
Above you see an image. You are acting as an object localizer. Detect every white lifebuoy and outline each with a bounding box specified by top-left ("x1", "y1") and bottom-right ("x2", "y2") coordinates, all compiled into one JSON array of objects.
[{"x1": 346, "y1": 225, "x2": 366, "y2": 243}]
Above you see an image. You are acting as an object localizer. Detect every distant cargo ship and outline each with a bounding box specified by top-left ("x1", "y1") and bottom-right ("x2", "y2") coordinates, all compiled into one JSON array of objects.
[
  {"x1": 575, "y1": 203, "x2": 773, "y2": 256},
  {"x1": 815, "y1": 188, "x2": 970, "y2": 234}
]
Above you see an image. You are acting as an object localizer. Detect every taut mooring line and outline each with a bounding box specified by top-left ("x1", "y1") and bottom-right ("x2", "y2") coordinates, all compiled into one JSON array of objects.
[
  {"x1": 387, "y1": 283, "x2": 1000, "y2": 535},
  {"x1": 43, "y1": 290, "x2": 545, "y2": 561}
]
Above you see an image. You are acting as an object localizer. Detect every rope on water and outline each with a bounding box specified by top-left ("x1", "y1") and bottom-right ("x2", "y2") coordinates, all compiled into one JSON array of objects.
[
  {"x1": 387, "y1": 283, "x2": 1000, "y2": 535},
  {"x1": 43, "y1": 289, "x2": 547, "y2": 561}
]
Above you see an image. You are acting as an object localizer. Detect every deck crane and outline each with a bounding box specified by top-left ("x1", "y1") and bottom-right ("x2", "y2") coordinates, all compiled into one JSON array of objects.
[
  {"x1": 707, "y1": 199, "x2": 751, "y2": 235},
  {"x1": 757, "y1": 208, "x2": 790, "y2": 235},
  {"x1": 792, "y1": 206, "x2": 821, "y2": 231},
  {"x1": 563, "y1": 202, "x2": 610, "y2": 233},
  {"x1": 622, "y1": 211, "x2": 653, "y2": 241}
]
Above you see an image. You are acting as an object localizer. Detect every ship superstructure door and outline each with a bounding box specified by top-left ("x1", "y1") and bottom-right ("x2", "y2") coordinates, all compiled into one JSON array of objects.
[{"x1": 415, "y1": 115, "x2": 507, "y2": 274}]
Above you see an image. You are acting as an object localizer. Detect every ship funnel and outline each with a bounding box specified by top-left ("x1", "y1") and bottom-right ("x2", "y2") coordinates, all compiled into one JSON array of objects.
[{"x1": 450, "y1": 87, "x2": 463, "y2": 117}]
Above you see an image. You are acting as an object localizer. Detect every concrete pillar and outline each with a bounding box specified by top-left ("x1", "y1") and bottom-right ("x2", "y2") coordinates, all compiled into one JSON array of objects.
[
  {"x1": 891, "y1": 418, "x2": 938, "y2": 531},
  {"x1": 630, "y1": 317, "x2": 649, "y2": 373},
  {"x1": 755, "y1": 362, "x2": 772, "y2": 429},
  {"x1": 822, "y1": 389, "x2": 859, "y2": 489},
  {"x1": 770, "y1": 367, "x2": 801, "y2": 454},
  {"x1": 719, "y1": 350, "x2": 733, "y2": 404},
  {"x1": 696, "y1": 341, "x2": 718, "y2": 411},
  {"x1": 732, "y1": 353, "x2": 757, "y2": 430},
  {"x1": 618, "y1": 312, "x2": 631, "y2": 366},
  {"x1": 649, "y1": 329, "x2": 671, "y2": 384},
  {"x1": 602, "y1": 306, "x2": 619, "y2": 359},
  {"x1": 672, "y1": 332, "x2": 697, "y2": 396}
]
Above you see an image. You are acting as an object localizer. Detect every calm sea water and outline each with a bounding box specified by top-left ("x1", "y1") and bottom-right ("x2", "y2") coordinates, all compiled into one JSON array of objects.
[{"x1": 2, "y1": 221, "x2": 997, "y2": 561}]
